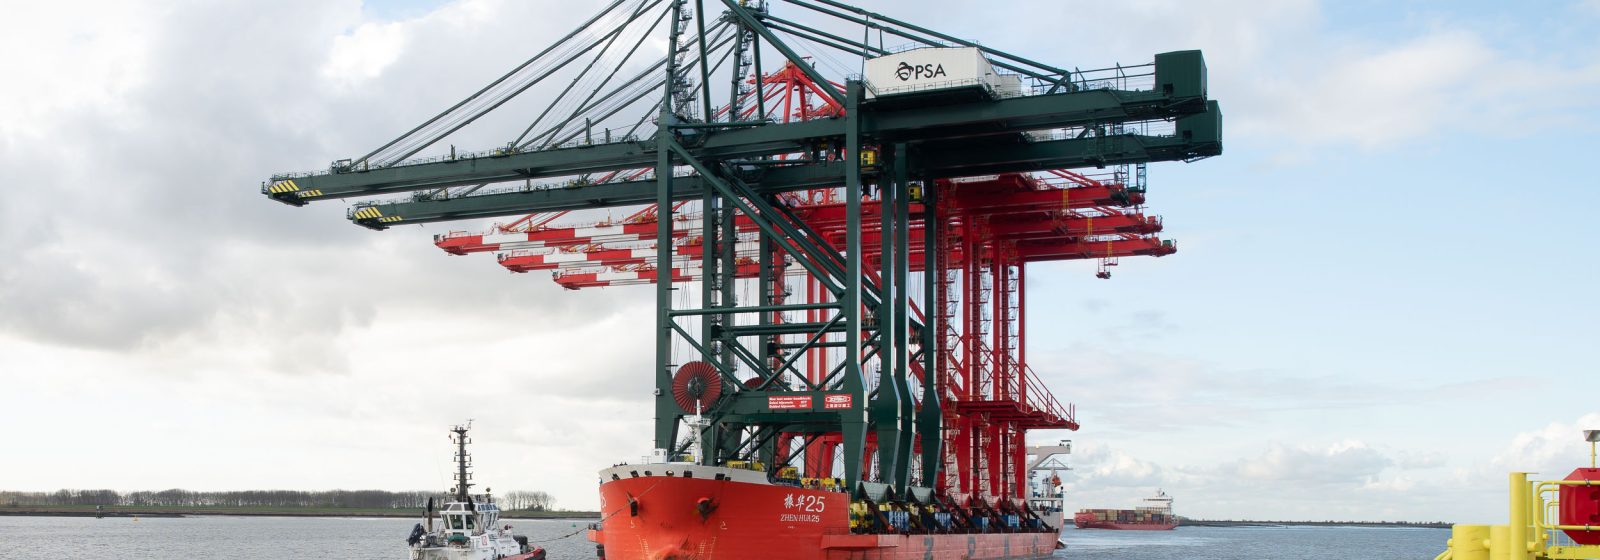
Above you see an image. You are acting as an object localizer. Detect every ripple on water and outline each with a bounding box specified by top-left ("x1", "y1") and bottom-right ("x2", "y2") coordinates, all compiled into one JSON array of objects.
[{"x1": 0, "y1": 516, "x2": 1447, "y2": 560}]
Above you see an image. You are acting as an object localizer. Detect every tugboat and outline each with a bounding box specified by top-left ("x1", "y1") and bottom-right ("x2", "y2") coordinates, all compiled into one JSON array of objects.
[{"x1": 406, "y1": 423, "x2": 547, "y2": 560}]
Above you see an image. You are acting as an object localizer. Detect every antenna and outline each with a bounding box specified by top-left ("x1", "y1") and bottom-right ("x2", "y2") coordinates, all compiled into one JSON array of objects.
[
  {"x1": 451, "y1": 422, "x2": 475, "y2": 501},
  {"x1": 1585, "y1": 430, "x2": 1598, "y2": 468}
]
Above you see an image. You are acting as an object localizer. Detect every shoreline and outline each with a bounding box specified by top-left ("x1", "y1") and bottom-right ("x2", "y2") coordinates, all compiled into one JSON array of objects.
[
  {"x1": 0, "y1": 507, "x2": 599, "y2": 520},
  {"x1": 1179, "y1": 519, "x2": 1451, "y2": 529}
]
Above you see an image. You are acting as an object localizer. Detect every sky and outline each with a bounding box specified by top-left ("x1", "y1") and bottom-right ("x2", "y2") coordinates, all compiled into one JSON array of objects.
[{"x1": 1, "y1": 0, "x2": 1596, "y2": 523}]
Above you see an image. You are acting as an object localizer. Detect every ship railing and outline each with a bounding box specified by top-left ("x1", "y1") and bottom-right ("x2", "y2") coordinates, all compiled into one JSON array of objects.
[
  {"x1": 1052, "y1": 62, "x2": 1156, "y2": 95},
  {"x1": 1533, "y1": 477, "x2": 1600, "y2": 553},
  {"x1": 1437, "y1": 473, "x2": 1600, "y2": 560}
]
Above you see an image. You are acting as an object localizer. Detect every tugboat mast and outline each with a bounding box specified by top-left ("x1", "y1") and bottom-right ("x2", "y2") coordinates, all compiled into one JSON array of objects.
[{"x1": 451, "y1": 422, "x2": 473, "y2": 502}]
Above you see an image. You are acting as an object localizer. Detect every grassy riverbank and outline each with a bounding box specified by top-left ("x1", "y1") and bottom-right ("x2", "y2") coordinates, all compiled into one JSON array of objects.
[{"x1": 0, "y1": 505, "x2": 599, "y2": 519}]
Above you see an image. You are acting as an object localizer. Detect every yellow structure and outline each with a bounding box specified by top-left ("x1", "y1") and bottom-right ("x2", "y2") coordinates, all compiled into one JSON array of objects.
[{"x1": 1436, "y1": 472, "x2": 1600, "y2": 560}]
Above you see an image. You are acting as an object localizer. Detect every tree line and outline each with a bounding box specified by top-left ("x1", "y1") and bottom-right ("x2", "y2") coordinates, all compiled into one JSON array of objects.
[{"x1": 0, "y1": 489, "x2": 555, "y2": 511}]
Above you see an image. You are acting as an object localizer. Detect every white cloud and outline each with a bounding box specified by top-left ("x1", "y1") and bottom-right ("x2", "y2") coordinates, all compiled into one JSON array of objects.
[
  {"x1": 0, "y1": 293, "x2": 656, "y2": 508},
  {"x1": 1247, "y1": 31, "x2": 1492, "y2": 147},
  {"x1": 0, "y1": 2, "x2": 155, "y2": 138},
  {"x1": 1226, "y1": 440, "x2": 1391, "y2": 484},
  {"x1": 1490, "y1": 412, "x2": 1600, "y2": 477},
  {"x1": 1241, "y1": 30, "x2": 1600, "y2": 148},
  {"x1": 973, "y1": 0, "x2": 1600, "y2": 151},
  {"x1": 322, "y1": 21, "x2": 409, "y2": 87},
  {"x1": 1059, "y1": 414, "x2": 1600, "y2": 522},
  {"x1": 0, "y1": 0, "x2": 656, "y2": 510},
  {"x1": 1069, "y1": 442, "x2": 1171, "y2": 488}
]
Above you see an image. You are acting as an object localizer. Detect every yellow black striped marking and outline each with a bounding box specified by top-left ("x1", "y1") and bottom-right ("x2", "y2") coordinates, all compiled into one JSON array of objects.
[
  {"x1": 352, "y1": 207, "x2": 385, "y2": 220},
  {"x1": 268, "y1": 179, "x2": 301, "y2": 194},
  {"x1": 379, "y1": 216, "x2": 403, "y2": 223}
]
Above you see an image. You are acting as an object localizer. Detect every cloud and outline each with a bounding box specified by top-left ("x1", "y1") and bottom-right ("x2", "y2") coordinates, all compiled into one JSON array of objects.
[
  {"x1": 0, "y1": 0, "x2": 642, "y2": 361},
  {"x1": 0, "y1": 0, "x2": 662, "y2": 508},
  {"x1": 0, "y1": 3, "x2": 156, "y2": 138},
  {"x1": 970, "y1": 0, "x2": 1600, "y2": 153},
  {"x1": 1060, "y1": 414, "x2": 1600, "y2": 522},
  {"x1": 1069, "y1": 443, "x2": 1172, "y2": 488},
  {"x1": 1244, "y1": 31, "x2": 1494, "y2": 147},
  {"x1": 322, "y1": 20, "x2": 410, "y2": 87},
  {"x1": 1225, "y1": 440, "x2": 1391, "y2": 484},
  {"x1": 1069, "y1": 440, "x2": 1363, "y2": 520},
  {"x1": 1064, "y1": 439, "x2": 1445, "y2": 521},
  {"x1": 1030, "y1": 344, "x2": 1402, "y2": 434},
  {"x1": 1241, "y1": 31, "x2": 1600, "y2": 149},
  {"x1": 1490, "y1": 412, "x2": 1600, "y2": 476}
]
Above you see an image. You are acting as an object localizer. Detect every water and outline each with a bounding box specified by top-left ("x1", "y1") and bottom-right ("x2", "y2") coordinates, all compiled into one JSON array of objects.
[
  {"x1": 0, "y1": 516, "x2": 1447, "y2": 559},
  {"x1": 1060, "y1": 525, "x2": 1447, "y2": 559},
  {"x1": 0, "y1": 516, "x2": 598, "y2": 560}
]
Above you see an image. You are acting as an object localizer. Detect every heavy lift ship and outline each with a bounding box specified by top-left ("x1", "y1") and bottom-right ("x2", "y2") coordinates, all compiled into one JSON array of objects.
[{"x1": 259, "y1": 0, "x2": 1223, "y2": 558}]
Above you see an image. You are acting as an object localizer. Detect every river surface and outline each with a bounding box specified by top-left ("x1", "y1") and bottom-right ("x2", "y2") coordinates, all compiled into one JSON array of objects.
[{"x1": 0, "y1": 515, "x2": 1447, "y2": 559}]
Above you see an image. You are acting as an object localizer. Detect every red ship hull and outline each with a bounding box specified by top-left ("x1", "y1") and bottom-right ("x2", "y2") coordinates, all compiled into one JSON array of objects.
[
  {"x1": 1071, "y1": 521, "x2": 1176, "y2": 531},
  {"x1": 1072, "y1": 511, "x2": 1176, "y2": 531},
  {"x1": 591, "y1": 466, "x2": 1060, "y2": 560}
]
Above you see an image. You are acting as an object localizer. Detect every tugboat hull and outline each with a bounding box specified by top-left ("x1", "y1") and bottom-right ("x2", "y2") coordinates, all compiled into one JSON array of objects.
[{"x1": 412, "y1": 550, "x2": 544, "y2": 560}]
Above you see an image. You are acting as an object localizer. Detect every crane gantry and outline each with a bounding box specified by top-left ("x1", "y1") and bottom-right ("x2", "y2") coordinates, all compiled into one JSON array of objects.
[{"x1": 263, "y1": 0, "x2": 1220, "y2": 511}]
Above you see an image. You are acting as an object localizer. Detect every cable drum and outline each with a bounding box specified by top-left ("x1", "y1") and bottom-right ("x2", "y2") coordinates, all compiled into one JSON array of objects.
[{"x1": 671, "y1": 361, "x2": 722, "y2": 412}]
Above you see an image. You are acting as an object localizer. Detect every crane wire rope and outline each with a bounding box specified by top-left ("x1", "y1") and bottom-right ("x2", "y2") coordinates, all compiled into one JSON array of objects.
[
  {"x1": 387, "y1": 0, "x2": 655, "y2": 157},
  {"x1": 378, "y1": 0, "x2": 658, "y2": 164},
  {"x1": 511, "y1": 0, "x2": 673, "y2": 147},
  {"x1": 369, "y1": 0, "x2": 664, "y2": 167},
  {"x1": 431, "y1": 0, "x2": 668, "y2": 200},
  {"x1": 546, "y1": 24, "x2": 739, "y2": 148},
  {"x1": 352, "y1": 0, "x2": 634, "y2": 168},
  {"x1": 517, "y1": 21, "x2": 734, "y2": 151}
]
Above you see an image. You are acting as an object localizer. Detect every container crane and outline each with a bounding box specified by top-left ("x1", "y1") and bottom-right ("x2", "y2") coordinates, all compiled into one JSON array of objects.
[{"x1": 259, "y1": 0, "x2": 1222, "y2": 556}]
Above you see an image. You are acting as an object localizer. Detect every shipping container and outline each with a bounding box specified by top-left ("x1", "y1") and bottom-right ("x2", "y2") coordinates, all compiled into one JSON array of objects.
[{"x1": 863, "y1": 47, "x2": 1003, "y2": 97}]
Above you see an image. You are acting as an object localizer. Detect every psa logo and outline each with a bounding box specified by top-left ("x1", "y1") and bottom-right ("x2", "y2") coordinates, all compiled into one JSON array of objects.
[
  {"x1": 823, "y1": 394, "x2": 852, "y2": 410},
  {"x1": 895, "y1": 61, "x2": 948, "y2": 81}
]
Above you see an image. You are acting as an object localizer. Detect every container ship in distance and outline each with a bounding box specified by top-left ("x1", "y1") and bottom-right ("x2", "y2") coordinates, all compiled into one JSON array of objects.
[{"x1": 1074, "y1": 490, "x2": 1177, "y2": 530}]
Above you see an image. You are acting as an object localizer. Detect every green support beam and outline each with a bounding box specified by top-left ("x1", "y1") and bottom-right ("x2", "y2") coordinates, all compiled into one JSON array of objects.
[
  {"x1": 349, "y1": 116, "x2": 1221, "y2": 228},
  {"x1": 266, "y1": 58, "x2": 1212, "y2": 205}
]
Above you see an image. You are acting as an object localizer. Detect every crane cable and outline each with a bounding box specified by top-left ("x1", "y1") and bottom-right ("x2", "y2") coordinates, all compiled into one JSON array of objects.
[
  {"x1": 377, "y1": 0, "x2": 661, "y2": 166},
  {"x1": 423, "y1": 0, "x2": 667, "y2": 201},
  {"x1": 366, "y1": 0, "x2": 663, "y2": 168},
  {"x1": 513, "y1": 0, "x2": 670, "y2": 148},
  {"x1": 352, "y1": 0, "x2": 634, "y2": 168},
  {"x1": 374, "y1": 0, "x2": 653, "y2": 164}
]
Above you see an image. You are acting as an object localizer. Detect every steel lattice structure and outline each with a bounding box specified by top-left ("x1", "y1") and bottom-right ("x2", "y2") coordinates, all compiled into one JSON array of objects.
[{"x1": 262, "y1": 0, "x2": 1221, "y2": 508}]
